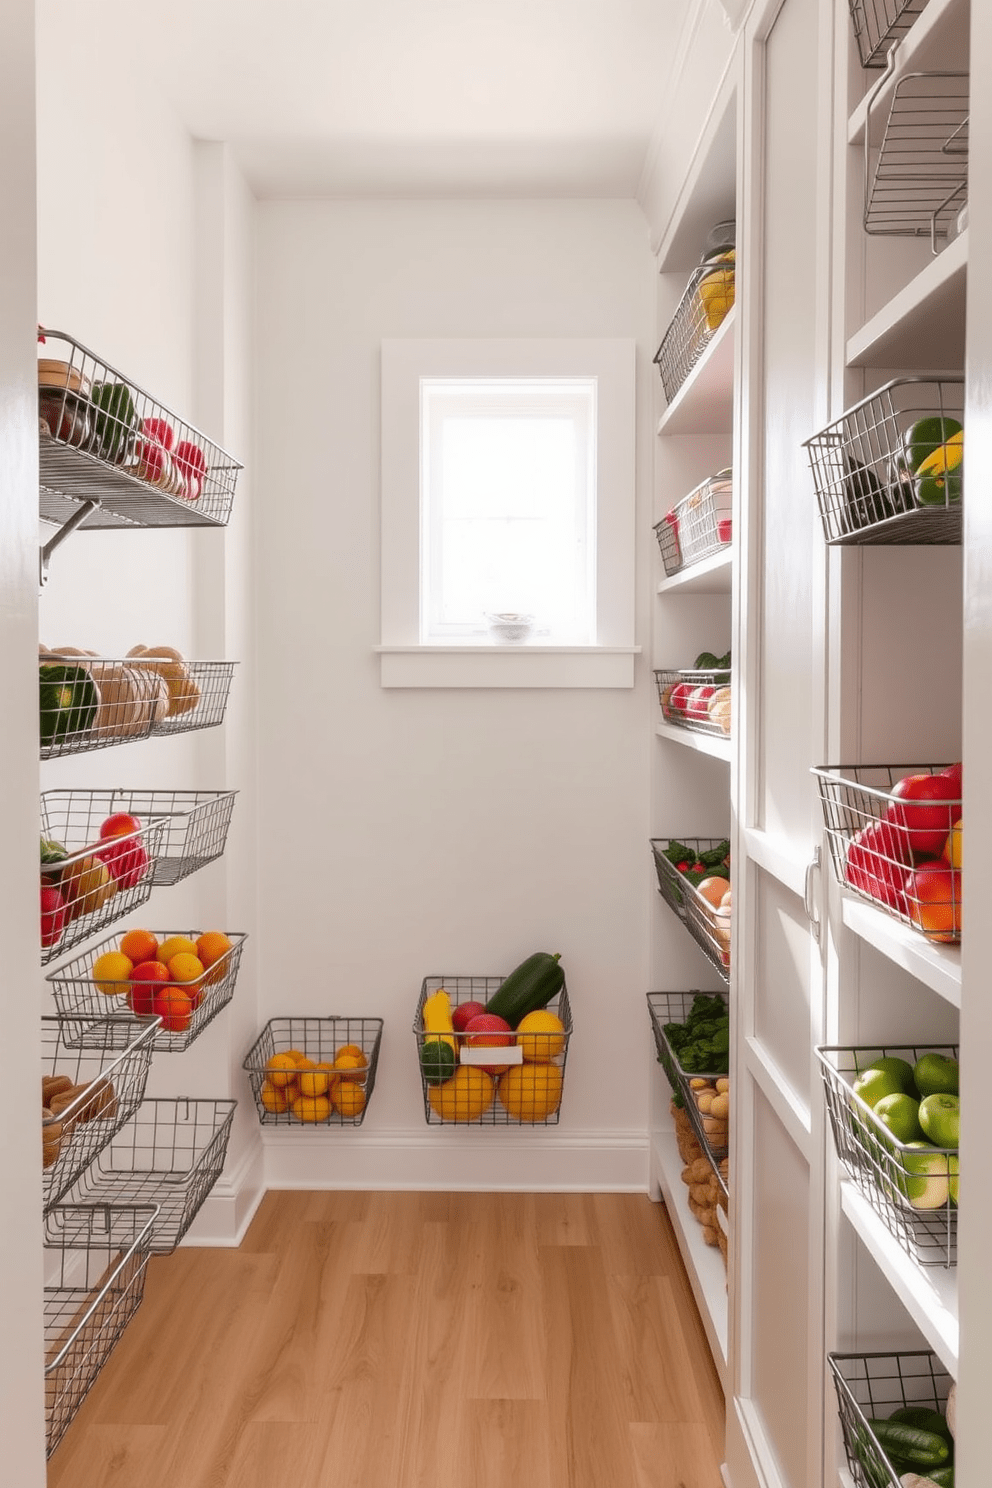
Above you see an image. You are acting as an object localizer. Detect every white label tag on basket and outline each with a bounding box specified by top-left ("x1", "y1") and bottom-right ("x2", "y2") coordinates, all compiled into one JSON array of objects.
[{"x1": 459, "y1": 1045, "x2": 523, "y2": 1066}]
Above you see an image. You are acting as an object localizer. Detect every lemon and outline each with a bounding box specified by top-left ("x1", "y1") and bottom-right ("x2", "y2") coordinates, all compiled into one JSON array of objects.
[
  {"x1": 516, "y1": 1010, "x2": 566, "y2": 1063},
  {"x1": 91, "y1": 949, "x2": 133, "y2": 995},
  {"x1": 333, "y1": 1082, "x2": 367, "y2": 1120}
]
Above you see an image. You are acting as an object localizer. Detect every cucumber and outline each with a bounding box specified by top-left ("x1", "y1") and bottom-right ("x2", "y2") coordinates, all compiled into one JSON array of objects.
[
  {"x1": 869, "y1": 1419, "x2": 951, "y2": 1471},
  {"x1": 887, "y1": 1406, "x2": 953, "y2": 1450},
  {"x1": 927, "y1": 1467, "x2": 954, "y2": 1486},
  {"x1": 485, "y1": 952, "x2": 564, "y2": 1029}
]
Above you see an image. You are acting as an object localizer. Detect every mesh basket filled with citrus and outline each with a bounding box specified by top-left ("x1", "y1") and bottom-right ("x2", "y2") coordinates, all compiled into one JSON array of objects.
[
  {"x1": 414, "y1": 954, "x2": 573, "y2": 1126},
  {"x1": 242, "y1": 1016, "x2": 384, "y2": 1127},
  {"x1": 46, "y1": 927, "x2": 247, "y2": 1051}
]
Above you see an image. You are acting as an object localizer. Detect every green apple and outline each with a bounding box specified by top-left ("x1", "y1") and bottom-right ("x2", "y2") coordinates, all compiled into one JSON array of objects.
[
  {"x1": 948, "y1": 1154, "x2": 960, "y2": 1204},
  {"x1": 913, "y1": 1051, "x2": 959, "y2": 1098},
  {"x1": 919, "y1": 1092, "x2": 960, "y2": 1149},
  {"x1": 873, "y1": 1091, "x2": 923, "y2": 1146},
  {"x1": 898, "y1": 1142, "x2": 950, "y2": 1210},
  {"x1": 853, "y1": 1057, "x2": 917, "y2": 1108}
]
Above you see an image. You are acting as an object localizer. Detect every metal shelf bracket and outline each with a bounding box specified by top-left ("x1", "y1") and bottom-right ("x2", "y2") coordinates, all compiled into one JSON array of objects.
[{"x1": 39, "y1": 499, "x2": 98, "y2": 588}]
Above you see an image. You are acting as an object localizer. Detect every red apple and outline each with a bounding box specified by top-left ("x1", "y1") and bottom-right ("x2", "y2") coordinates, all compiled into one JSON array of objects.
[
  {"x1": 451, "y1": 999, "x2": 487, "y2": 1033},
  {"x1": 141, "y1": 416, "x2": 175, "y2": 451},
  {"x1": 40, "y1": 884, "x2": 66, "y2": 948},
  {"x1": 100, "y1": 812, "x2": 142, "y2": 840},
  {"x1": 845, "y1": 819, "x2": 911, "y2": 913},
  {"x1": 939, "y1": 761, "x2": 963, "y2": 799},
  {"x1": 885, "y1": 772, "x2": 959, "y2": 859},
  {"x1": 127, "y1": 959, "x2": 171, "y2": 1015},
  {"x1": 96, "y1": 836, "x2": 149, "y2": 890},
  {"x1": 904, "y1": 864, "x2": 962, "y2": 943},
  {"x1": 463, "y1": 1013, "x2": 514, "y2": 1073}
]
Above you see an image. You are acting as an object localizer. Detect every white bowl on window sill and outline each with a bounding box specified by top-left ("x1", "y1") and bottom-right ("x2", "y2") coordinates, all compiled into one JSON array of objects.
[{"x1": 486, "y1": 612, "x2": 536, "y2": 643}]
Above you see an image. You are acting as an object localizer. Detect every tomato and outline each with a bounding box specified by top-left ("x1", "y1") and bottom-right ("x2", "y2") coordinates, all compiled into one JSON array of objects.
[
  {"x1": 667, "y1": 682, "x2": 694, "y2": 714},
  {"x1": 100, "y1": 812, "x2": 142, "y2": 840},
  {"x1": 127, "y1": 958, "x2": 171, "y2": 1015},
  {"x1": 904, "y1": 864, "x2": 962, "y2": 943},
  {"x1": 152, "y1": 984, "x2": 195, "y2": 1033},
  {"x1": 140, "y1": 416, "x2": 175, "y2": 452},
  {"x1": 885, "y1": 773, "x2": 959, "y2": 859},
  {"x1": 845, "y1": 819, "x2": 910, "y2": 913}
]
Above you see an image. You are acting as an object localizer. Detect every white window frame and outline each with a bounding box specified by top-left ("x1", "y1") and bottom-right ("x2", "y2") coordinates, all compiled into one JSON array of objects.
[{"x1": 378, "y1": 338, "x2": 638, "y2": 688}]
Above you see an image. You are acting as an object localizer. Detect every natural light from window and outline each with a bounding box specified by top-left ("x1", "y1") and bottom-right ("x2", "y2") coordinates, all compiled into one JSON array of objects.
[{"x1": 420, "y1": 377, "x2": 596, "y2": 644}]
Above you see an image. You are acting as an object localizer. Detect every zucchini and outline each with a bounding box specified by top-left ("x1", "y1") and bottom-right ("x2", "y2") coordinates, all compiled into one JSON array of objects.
[
  {"x1": 485, "y1": 952, "x2": 564, "y2": 1029},
  {"x1": 869, "y1": 1419, "x2": 951, "y2": 1471},
  {"x1": 39, "y1": 664, "x2": 99, "y2": 746}
]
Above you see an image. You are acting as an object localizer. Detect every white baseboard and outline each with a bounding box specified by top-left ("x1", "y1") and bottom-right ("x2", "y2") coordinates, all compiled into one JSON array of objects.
[{"x1": 180, "y1": 1138, "x2": 266, "y2": 1248}]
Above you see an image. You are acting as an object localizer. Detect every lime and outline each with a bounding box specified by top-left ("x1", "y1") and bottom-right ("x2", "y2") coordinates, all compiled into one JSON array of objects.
[
  {"x1": 873, "y1": 1092, "x2": 923, "y2": 1146},
  {"x1": 898, "y1": 1142, "x2": 950, "y2": 1210},
  {"x1": 918, "y1": 1092, "x2": 960, "y2": 1149},
  {"x1": 913, "y1": 1051, "x2": 959, "y2": 1098},
  {"x1": 853, "y1": 1057, "x2": 916, "y2": 1109}
]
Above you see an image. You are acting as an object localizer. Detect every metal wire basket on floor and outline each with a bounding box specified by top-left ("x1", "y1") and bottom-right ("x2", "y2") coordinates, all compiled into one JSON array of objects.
[
  {"x1": 414, "y1": 975, "x2": 572, "y2": 1126},
  {"x1": 44, "y1": 1204, "x2": 158, "y2": 1457},
  {"x1": 53, "y1": 1099, "x2": 237, "y2": 1253},
  {"x1": 828, "y1": 1349, "x2": 953, "y2": 1488},
  {"x1": 243, "y1": 1016, "x2": 384, "y2": 1126}
]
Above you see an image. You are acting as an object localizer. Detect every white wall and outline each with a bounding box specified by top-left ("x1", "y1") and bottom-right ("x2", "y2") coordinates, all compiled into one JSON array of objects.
[{"x1": 254, "y1": 198, "x2": 657, "y2": 1187}]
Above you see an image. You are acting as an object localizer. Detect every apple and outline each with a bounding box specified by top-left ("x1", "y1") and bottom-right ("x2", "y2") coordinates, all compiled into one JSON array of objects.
[
  {"x1": 948, "y1": 1154, "x2": 960, "y2": 1204},
  {"x1": 100, "y1": 812, "x2": 142, "y2": 841},
  {"x1": 141, "y1": 416, "x2": 175, "y2": 452},
  {"x1": 918, "y1": 1092, "x2": 960, "y2": 1149},
  {"x1": 939, "y1": 760, "x2": 963, "y2": 798},
  {"x1": 898, "y1": 1142, "x2": 951, "y2": 1210},
  {"x1": 853, "y1": 1057, "x2": 916, "y2": 1109},
  {"x1": 873, "y1": 1091, "x2": 923, "y2": 1146},
  {"x1": 885, "y1": 772, "x2": 959, "y2": 859},
  {"x1": 912, "y1": 1051, "x2": 959, "y2": 1098},
  {"x1": 844, "y1": 819, "x2": 910, "y2": 912},
  {"x1": 667, "y1": 682, "x2": 694, "y2": 715},
  {"x1": 40, "y1": 884, "x2": 66, "y2": 948},
  {"x1": 127, "y1": 958, "x2": 171, "y2": 1016},
  {"x1": 904, "y1": 864, "x2": 961, "y2": 943},
  {"x1": 96, "y1": 836, "x2": 149, "y2": 890},
  {"x1": 463, "y1": 1012, "x2": 514, "y2": 1074},
  {"x1": 451, "y1": 1000, "x2": 487, "y2": 1033}
]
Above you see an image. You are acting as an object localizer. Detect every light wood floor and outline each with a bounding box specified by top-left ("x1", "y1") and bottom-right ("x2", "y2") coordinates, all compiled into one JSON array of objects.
[{"x1": 47, "y1": 1190, "x2": 726, "y2": 1488}]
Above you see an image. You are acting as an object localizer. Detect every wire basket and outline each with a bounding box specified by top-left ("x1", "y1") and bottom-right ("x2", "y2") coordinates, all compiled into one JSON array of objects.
[
  {"x1": 816, "y1": 1043, "x2": 958, "y2": 1266},
  {"x1": 39, "y1": 805, "x2": 170, "y2": 967},
  {"x1": 647, "y1": 991, "x2": 730, "y2": 1190},
  {"x1": 828, "y1": 1349, "x2": 953, "y2": 1488},
  {"x1": 52, "y1": 1099, "x2": 237, "y2": 1253},
  {"x1": 654, "y1": 470, "x2": 733, "y2": 576},
  {"x1": 39, "y1": 657, "x2": 237, "y2": 760},
  {"x1": 650, "y1": 838, "x2": 729, "y2": 921},
  {"x1": 44, "y1": 1203, "x2": 158, "y2": 1457},
  {"x1": 864, "y1": 72, "x2": 969, "y2": 243},
  {"x1": 654, "y1": 668, "x2": 732, "y2": 738},
  {"x1": 650, "y1": 839, "x2": 732, "y2": 983},
  {"x1": 42, "y1": 1014, "x2": 160, "y2": 1213},
  {"x1": 414, "y1": 976, "x2": 572, "y2": 1126},
  {"x1": 653, "y1": 255, "x2": 736, "y2": 404},
  {"x1": 38, "y1": 329, "x2": 241, "y2": 530},
  {"x1": 803, "y1": 376, "x2": 964, "y2": 545},
  {"x1": 242, "y1": 1016, "x2": 384, "y2": 1127},
  {"x1": 47, "y1": 929, "x2": 248, "y2": 1052},
  {"x1": 42, "y1": 789, "x2": 238, "y2": 900},
  {"x1": 848, "y1": 0, "x2": 933, "y2": 69},
  {"x1": 812, "y1": 763, "x2": 961, "y2": 943}
]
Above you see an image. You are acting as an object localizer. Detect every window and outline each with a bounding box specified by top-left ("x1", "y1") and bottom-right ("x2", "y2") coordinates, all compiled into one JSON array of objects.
[{"x1": 379, "y1": 338, "x2": 637, "y2": 687}]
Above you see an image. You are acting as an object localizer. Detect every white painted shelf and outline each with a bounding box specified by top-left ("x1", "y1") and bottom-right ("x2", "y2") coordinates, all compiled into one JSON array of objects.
[
  {"x1": 655, "y1": 722, "x2": 732, "y2": 761},
  {"x1": 847, "y1": 230, "x2": 967, "y2": 371},
  {"x1": 841, "y1": 1180, "x2": 958, "y2": 1375},
  {"x1": 651, "y1": 1123, "x2": 728, "y2": 1387},
  {"x1": 655, "y1": 308, "x2": 736, "y2": 437},
  {"x1": 841, "y1": 894, "x2": 961, "y2": 1008},
  {"x1": 656, "y1": 548, "x2": 732, "y2": 596}
]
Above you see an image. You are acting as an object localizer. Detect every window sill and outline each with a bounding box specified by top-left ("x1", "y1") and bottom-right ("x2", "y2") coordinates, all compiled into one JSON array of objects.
[{"x1": 375, "y1": 645, "x2": 641, "y2": 689}]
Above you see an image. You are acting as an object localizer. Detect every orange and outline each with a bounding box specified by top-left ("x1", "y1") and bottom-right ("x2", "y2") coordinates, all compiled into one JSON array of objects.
[
  {"x1": 332, "y1": 1052, "x2": 366, "y2": 1083},
  {"x1": 334, "y1": 1043, "x2": 368, "y2": 1068},
  {"x1": 332, "y1": 1082, "x2": 367, "y2": 1120},
  {"x1": 260, "y1": 1079, "x2": 290, "y2": 1115},
  {"x1": 283, "y1": 1049, "x2": 309, "y2": 1065},
  {"x1": 119, "y1": 928, "x2": 159, "y2": 965},
  {"x1": 515, "y1": 1010, "x2": 566, "y2": 1063},
  {"x1": 697, "y1": 875, "x2": 731, "y2": 909},
  {"x1": 291, "y1": 1092, "x2": 332, "y2": 1123},
  {"x1": 497, "y1": 1063, "x2": 563, "y2": 1122},
  {"x1": 91, "y1": 949, "x2": 133, "y2": 995},
  {"x1": 298, "y1": 1064, "x2": 330, "y2": 1098},
  {"x1": 265, "y1": 1052, "x2": 299, "y2": 1089},
  {"x1": 196, "y1": 930, "x2": 233, "y2": 985},
  {"x1": 167, "y1": 952, "x2": 205, "y2": 984},
  {"x1": 156, "y1": 935, "x2": 199, "y2": 966},
  {"x1": 428, "y1": 1065, "x2": 494, "y2": 1123},
  {"x1": 943, "y1": 819, "x2": 962, "y2": 870}
]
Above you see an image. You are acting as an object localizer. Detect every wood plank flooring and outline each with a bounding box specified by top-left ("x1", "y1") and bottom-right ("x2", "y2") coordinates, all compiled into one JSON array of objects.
[{"x1": 47, "y1": 1190, "x2": 726, "y2": 1488}]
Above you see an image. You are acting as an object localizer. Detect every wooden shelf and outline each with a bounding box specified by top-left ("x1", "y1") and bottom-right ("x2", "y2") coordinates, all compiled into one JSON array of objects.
[
  {"x1": 656, "y1": 722, "x2": 732, "y2": 761},
  {"x1": 656, "y1": 548, "x2": 732, "y2": 595},
  {"x1": 847, "y1": 230, "x2": 967, "y2": 370},
  {"x1": 651, "y1": 1124, "x2": 728, "y2": 1386},
  {"x1": 841, "y1": 894, "x2": 961, "y2": 1008},
  {"x1": 841, "y1": 1180, "x2": 958, "y2": 1375},
  {"x1": 656, "y1": 308, "x2": 736, "y2": 436}
]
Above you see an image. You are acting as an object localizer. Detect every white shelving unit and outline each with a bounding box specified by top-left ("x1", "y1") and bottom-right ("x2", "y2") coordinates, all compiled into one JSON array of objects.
[
  {"x1": 655, "y1": 722, "x2": 733, "y2": 761},
  {"x1": 656, "y1": 548, "x2": 732, "y2": 597}
]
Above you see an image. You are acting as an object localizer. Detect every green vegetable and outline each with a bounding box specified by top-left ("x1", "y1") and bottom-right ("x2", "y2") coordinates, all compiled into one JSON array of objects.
[
  {"x1": 40, "y1": 836, "x2": 68, "y2": 867},
  {"x1": 694, "y1": 651, "x2": 720, "y2": 669},
  {"x1": 888, "y1": 1406, "x2": 953, "y2": 1451},
  {"x1": 485, "y1": 951, "x2": 564, "y2": 1028},
  {"x1": 664, "y1": 994, "x2": 730, "y2": 1074},
  {"x1": 927, "y1": 1466, "x2": 954, "y2": 1485},
  {"x1": 419, "y1": 1039, "x2": 457, "y2": 1086},
  {"x1": 903, "y1": 416, "x2": 963, "y2": 474},
  {"x1": 39, "y1": 664, "x2": 99, "y2": 746},
  {"x1": 90, "y1": 380, "x2": 137, "y2": 462},
  {"x1": 868, "y1": 1418, "x2": 951, "y2": 1471}
]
